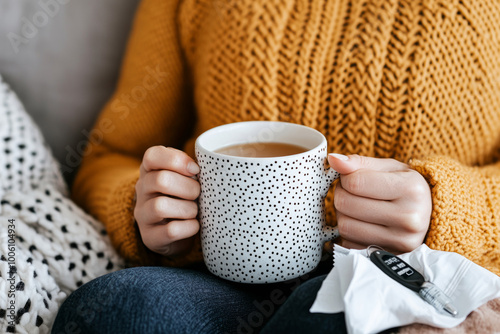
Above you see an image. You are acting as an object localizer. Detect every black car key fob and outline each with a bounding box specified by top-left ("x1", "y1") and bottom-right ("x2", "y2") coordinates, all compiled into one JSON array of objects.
[
  {"x1": 368, "y1": 247, "x2": 458, "y2": 317},
  {"x1": 369, "y1": 249, "x2": 425, "y2": 291}
]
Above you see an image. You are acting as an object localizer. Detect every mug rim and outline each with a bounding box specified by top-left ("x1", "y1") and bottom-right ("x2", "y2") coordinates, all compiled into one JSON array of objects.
[{"x1": 195, "y1": 121, "x2": 327, "y2": 160}]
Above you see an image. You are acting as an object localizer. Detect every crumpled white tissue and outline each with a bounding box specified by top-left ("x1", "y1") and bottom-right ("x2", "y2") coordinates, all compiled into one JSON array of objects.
[{"x1": 310, "y1": 244, "x2": 500, "y2": 334}]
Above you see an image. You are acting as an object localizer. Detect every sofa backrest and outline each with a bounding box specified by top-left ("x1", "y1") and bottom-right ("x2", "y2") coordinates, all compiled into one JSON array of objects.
[{"x1": 0, "y1": 0, "x2": 140, "y2": 184}]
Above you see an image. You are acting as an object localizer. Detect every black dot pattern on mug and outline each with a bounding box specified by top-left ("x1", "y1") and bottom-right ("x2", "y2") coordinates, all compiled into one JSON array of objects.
[{"x1": 197, "y1": 146, "x2": 339, "y2": 283}]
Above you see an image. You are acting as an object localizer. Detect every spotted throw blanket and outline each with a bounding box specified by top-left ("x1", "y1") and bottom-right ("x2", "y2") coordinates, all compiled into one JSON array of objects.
[{"x1": 0, "y1": 76, "x2": 124, "y2": 333}]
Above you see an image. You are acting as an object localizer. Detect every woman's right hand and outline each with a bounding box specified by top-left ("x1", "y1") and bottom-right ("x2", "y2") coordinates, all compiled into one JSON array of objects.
[{"x1": 134, "y1": 146, "x2": 201, "y2": 257}]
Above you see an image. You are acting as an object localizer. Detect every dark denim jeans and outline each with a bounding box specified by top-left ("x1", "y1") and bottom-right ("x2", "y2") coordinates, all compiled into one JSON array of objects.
[{"x1": 52, "y1": 262, "x2": 346, "y2": 334}]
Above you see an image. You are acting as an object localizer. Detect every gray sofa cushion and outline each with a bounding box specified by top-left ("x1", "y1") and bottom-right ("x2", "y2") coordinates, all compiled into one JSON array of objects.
[{"x1": 0, "y1": 0, "x2": 140, "y2": 183}]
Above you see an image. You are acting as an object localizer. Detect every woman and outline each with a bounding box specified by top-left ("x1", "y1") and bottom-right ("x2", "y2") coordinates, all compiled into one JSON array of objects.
[{"x1": 53, "y1": 0, "x2": 500, "y2": 332}]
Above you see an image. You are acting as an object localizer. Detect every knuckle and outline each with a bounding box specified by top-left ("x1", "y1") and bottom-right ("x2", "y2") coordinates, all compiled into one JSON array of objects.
[
  {"x1": 170, "y1": 152, "x2": 186, "y2": 169},
  {"x1": 356, "y1": 154, "x2": 375, "y2": 169},
  {"x1": 151, "y1": 197, "x2": 167, "y2": 219},
  {"x1": 356, "y1": 154, "x2": 367, "y2": 166},
  {"x1": 333, "y1": 190, "x2": 346, "y2": 211},
  {"x1": 408, "y1": 183, "x2": 427, "y2": 198},
  {"x1": 343, "y1": 173, "x2": 363, "y2": 194},
  {"x1": 164, "y1": 224, "x2": 179, "y2": 242},
  {"x1": 134, "y1": 179, "x2": 142, "y2": 194},
  {"x1": 156, "y1": 171, "x2": 172, "y2": 191},
  {"x1": 143, "y1": 146, "x2": 161, "y2": 161},
  {"x1": 163, "y1": 146, "x2": 180, "y2": 156},
  {"x1": 406, "y1": 174, "x2": 430, "y2": 198},
  {"x1": 177, "y1": 201, "x2": 198, "y2": 218},
  {"x1": 399, "y1": 211, "x2": 425, "y2": 233},
  {"x1": 397, "y1": 209, "x2": 430, "y2": 240},
  {"x1": 164, "y1": 146, "x2": 177, "y2": 154},
  {"x1": 142, "y1": 146, "x2": 162, "y2": 170}
]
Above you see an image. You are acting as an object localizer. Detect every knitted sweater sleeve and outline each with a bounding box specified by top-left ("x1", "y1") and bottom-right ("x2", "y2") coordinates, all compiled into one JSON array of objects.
[
  {"x1": 72, "y1": 0, "x2": 201, "y2": 267},
  {"x1": 410, "y1": 156, "x2": 500, "y2": 276}
]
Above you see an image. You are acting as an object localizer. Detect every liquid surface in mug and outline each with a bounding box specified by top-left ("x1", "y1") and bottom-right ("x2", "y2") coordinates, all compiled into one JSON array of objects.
[{"x1": 214, "y1": 142, "x2": 308, "y2": 157}]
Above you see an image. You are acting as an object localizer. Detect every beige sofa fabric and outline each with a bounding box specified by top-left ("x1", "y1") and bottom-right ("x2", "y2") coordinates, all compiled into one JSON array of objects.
[{"x1": 0, "y1": 0, "x2": 140, "y2": 183}]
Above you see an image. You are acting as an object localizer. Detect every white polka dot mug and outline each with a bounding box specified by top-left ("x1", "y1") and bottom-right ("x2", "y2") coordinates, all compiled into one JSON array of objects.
[{"x1": 195, "y1": 121, "x2": 340, "y2": 284}]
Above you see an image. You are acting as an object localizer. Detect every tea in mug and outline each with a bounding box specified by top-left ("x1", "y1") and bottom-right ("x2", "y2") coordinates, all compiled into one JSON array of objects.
[{"x1": 215, "y1": 142, "x2": 308, "y2": 157}]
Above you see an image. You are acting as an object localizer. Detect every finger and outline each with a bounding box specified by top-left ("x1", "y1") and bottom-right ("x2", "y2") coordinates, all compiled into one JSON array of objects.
[
  {"x1": 328, "y1": 154, "x2": 408, "y2": 175},
  {"x1": 334, "y1": 185, "x2": 399, "y2": 225},
  {"x1": 337, "y1": 213, "x2": 423, "y2": 253},
  {"x1": 140, "y1": 146, "x2": 200, "y2": 177},
  {"x1": 141, "y1": 219, "x2": 200, "y2": 255},
  {"x1": 337, "y1": 212, "x2": 393, "y2": 246},
  {"x1": 340, "y1": 239, "x2": 366, "y2": 250},
  {"x1": 141, "y1": 170, "x2": 200, "y2": 201},
  {"x1": 339, "y1": 169, "x2": 416, "y2": 200},
  {"x1": 159, "y1": 238, "x2": 196, "y2": 257},
  {"x1": 138, "y1": 196, "x2": 198, "y2": 226}
]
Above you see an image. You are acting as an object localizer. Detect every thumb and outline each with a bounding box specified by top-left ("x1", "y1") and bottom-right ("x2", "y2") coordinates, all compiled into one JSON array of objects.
[{"x1": 328, "y1": 154, "x2": 408, "y2": 174}]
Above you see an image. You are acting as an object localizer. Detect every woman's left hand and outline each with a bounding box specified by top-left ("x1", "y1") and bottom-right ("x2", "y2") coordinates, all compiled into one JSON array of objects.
[{"x1": 328, "y1": 154, "x2": 432, "y2": 254}]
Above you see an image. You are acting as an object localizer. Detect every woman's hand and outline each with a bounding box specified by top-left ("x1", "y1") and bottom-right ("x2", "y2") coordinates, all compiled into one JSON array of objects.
[
  {"x1": 134, "y1": 146, "x2": 201, "y2": 257},
  {"x1": 328, "y1": 154, "x2": 432, "y2": 253}
]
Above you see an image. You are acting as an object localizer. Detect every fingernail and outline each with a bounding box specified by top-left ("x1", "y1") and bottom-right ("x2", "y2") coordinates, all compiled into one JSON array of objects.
[
  {"x1": 329, "y1": 153, "x2": 349, "y2": 161},
  {"x1": 188, "y1": 162, "x2": 200, "y2": 174}
]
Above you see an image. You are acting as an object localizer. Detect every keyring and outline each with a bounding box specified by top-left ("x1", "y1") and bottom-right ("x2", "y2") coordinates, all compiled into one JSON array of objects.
[{"x1": 366, "y1": 245, "x2": 384, "y2": 257}]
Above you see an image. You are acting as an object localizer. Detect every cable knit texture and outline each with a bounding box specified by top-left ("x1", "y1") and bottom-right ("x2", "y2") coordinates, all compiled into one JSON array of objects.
[{"x1": 73, "y1": 0, "x2": 500, "y2": 275}]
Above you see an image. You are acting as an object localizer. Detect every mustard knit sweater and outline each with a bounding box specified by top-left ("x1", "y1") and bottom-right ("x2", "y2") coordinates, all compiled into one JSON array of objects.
[{"x1": 73, "y1": 0, "x2": 500, "y2": 275}]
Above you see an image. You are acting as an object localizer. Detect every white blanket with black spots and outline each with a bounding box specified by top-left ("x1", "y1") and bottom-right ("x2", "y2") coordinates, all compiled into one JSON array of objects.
[{"x1": 0, "y1": 76, "x2": 124, "y2": 333}]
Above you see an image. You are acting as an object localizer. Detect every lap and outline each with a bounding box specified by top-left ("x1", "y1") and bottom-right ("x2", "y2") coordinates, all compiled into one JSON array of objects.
[
  {"x1": 53, "y1": 266, "x2": 275, "y2": 334},
  {"x1": 53, "y1": 258, "x2": 340, "y2": 334}
]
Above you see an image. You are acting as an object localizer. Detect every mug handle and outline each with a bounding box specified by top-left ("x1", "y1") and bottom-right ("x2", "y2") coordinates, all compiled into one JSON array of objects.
[
  {"x1": 321, "y1": 167, "x2": 341, "y2": 243},
  {"x1": 322, "y1": 167, "x2": 340, "y2": 196}
]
